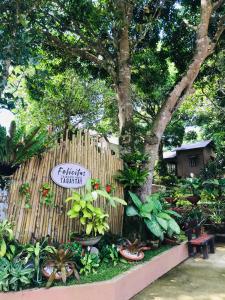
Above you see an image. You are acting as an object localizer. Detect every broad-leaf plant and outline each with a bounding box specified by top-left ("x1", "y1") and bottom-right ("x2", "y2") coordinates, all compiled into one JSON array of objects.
[{"x1": 126, "y1": 192, "x2": 181, "y2": 240}]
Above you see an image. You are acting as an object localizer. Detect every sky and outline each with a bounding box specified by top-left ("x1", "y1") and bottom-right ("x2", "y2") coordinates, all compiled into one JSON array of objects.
[{"x1": 0, "y1": 109, "x2": 15, "y2": 130}]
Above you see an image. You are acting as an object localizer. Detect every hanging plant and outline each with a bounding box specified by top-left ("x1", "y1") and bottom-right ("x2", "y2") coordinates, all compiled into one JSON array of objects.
[
  {"x1": 19, "y1": 183, "x2": 32, "y2": 209},
  {"x1": 105, "y1": 182, "x2": 115, "y2": 194},
  {"x1": 39, "y1": 183, "x2": 54, "y2": 207},
  {"x1": 91, "y1": 178, "x2": 101, "y2": 190}
]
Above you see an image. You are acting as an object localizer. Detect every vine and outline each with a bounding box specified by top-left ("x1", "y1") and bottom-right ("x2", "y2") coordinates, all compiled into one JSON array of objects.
[
  {"x1": 19, "y1": 183, "x2": 32, "y2": 209},
  {"x1": 39, "y1": 183, "x2": 54, "y2": 207}
]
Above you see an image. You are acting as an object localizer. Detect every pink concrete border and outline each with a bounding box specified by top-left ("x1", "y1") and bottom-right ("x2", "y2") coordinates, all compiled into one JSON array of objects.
[{"x1": 1, "y1": 243, "x2": 188, "y2": 300}]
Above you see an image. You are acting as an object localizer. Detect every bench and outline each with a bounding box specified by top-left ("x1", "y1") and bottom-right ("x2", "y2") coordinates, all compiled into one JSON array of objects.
[{"x1": 186, "y1": 226, "x2": 215, "y2": 259}]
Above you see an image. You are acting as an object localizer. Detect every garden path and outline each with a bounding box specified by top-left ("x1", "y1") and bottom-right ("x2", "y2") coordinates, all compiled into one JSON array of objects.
[{"x1": 133, "y1": 244, "x2": 225, "y2": 300}]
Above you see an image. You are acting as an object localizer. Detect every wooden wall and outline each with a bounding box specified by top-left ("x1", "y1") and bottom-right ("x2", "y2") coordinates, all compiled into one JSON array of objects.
[{"x1": 7, "y1": 132, "x2": 124, "y2": 243}]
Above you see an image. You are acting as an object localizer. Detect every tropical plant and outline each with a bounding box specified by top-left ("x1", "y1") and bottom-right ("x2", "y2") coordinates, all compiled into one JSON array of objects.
[
  {"x1": 0, "y1": 121, "x2": 49, "y2": 176},
  {"x1": 0, "y1": 258, "x2": 10, "y2": 291},
  {"x1": 24, "y1": 239, "x2": 56, "y2": 284},
  {"x1": 115, "y1": 152, "x2": 149, "y2": 190},
  {"x1": 116, "y1": 168, "x2": 149, "y2": 190},
  {"x1": 0, "y1": 258, "x2": 34, "y2": 292},
  {"x1": 42, "y1": 248, "x2": 80, "y2": 288},
  {"x1": 67, "y1": 195, "x2": 109, "y2": 236},
  {"x1": 126, "y1": 192, "x2": 181, "y2": 240},
  {"x1": 178, "y1": 178, "x2": 202, "y2": 197},
  {"x1": 80, "y1": 252, "x2": 100, "y2": 276},
  {"x1": 0, "y1": 220, "x2": 14, "y2": 258},
  {"x1": 63, "y1": 242, "x2": 82, "y2": 257},
  {"x1": 9, "y1": 261, "x2": 34, "y2": 291},
  {"x1": 66, "y1": 179, "x2": 126, "y2": 236},
  {"x1": 121, "y1": 239, "x2": 150, "y2": 255},
  {"x1": 101, "y1": 244, "x2": 126, "y2": 266}
]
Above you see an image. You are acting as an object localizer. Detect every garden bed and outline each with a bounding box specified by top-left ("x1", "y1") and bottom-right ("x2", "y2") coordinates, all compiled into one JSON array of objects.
[{"x1": 1, "y1": 242, "x2": 188, "y2": 300}]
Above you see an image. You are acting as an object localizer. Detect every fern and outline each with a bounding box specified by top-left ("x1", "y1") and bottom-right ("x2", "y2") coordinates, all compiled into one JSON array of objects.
[{"x1": 0, "y1": 122, "x2": 50, "y2": 175}]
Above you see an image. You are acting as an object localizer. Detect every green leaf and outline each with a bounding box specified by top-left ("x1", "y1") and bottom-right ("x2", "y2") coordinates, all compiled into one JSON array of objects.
[
  {"x1": 82, "y1": 210, "x2": 92, "y2": 219},
  {"x1": 6, "y1": 229, "x2": 13, "y2": 241},
  {"x1": 128, "y1": 192, "x2": 142, "y2": 209},
  {"x1": 85, "y1": 179, "x2": 92, "y2": 192},
  {"x1": 9, "y1": 244, "x2": 16, "y2": 254},
  {"x1": 157, "y1": 212, "x2": 171, "y2": 220},
  {"x1": 156, "y1": 217, "x2": 168, "y2": 230},
  {"x1": 168, "y1": 219, "x2": 180, "y2": 235},
  {"x1": 80, "y1": 200, "x2": 86, "y2": 208},
  {"x1": 126, "y1": 206, "x2": 139, "y2": 217},
  {"x1": 0, "y1": 240, "x2": 7, "y2": 257},
  {"x1": 86, "y1": 223, "x2": 93, "y2": 235},
  {"x1": 65, "y1": 192, "x2": 81, "y2": 202},
  {"x1": 73, "y1": 204, "x2": 81, "y2": 212},
  {"x1": 164, "y1": 210, "x2": 181, "y2": 218},
  {"x1": 67, "y1": 210, "x2": 79, "y2": 218},
  {"x1": 144, "y1": 219, "x2": 164, "y2": 239},
  {"x1": 96, "y1": 190, "x2": 111, "y2": 199},
  {"x1": 141, "y1": 202, "x2": 154, "y2": 213},
  {"x1": 83, "y1": 192, "x2": 94, "y2": 201},
  {"x1": 80, "y1": 217, "x2": 86, "y2": 225},
  {"x1": 140, "y1": 212, "x2": 152, "y2": 220},
  {"x1": 34, "y1": 242, "x2": 40, "y2": 256},
  {"x1": 86, "y1": 203, "x2": 95, "y2": 211},
  {"x1": 110, "y1": 197, "x2": 127, "y2": 206}
]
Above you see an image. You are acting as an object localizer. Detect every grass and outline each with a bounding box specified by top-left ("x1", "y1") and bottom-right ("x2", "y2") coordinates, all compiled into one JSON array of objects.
[{"x1": 64, "y1": 244, "x2": 172, "y2": 285}]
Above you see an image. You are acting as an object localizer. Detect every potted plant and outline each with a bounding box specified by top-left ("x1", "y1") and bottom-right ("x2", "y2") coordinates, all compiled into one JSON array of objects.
[
  {"x1": 42, "y1": 248, "x2": 80, "y2": 288},
  {"x1": 66, "y1": 179, "x2": 126, "y2": 246},
  {"x1": 178, "y1": 178, "x2": 202, "y2": 204},
  {"x1": 119, "y1": 239, "x2": 150, "y2": 261}
]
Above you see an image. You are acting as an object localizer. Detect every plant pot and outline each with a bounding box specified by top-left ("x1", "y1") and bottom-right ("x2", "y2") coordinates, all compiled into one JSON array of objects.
[
  {"x1": 42, "y1": 263, "x2": 73, "y2": 280},
  {"x1": 186, "y1": 195, "x2": 200, "y2": 205},
  {"x1": 119, "y1": 249, "x2": 145, "y2": 261},
  {"x1": 73, "y1": 235, "x2": 102, "y2": 246}
]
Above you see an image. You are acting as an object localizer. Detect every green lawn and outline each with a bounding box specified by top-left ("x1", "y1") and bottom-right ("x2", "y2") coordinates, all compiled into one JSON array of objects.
[{"x1": 65, "y1": 245, "x2": 172, "y2": 285}]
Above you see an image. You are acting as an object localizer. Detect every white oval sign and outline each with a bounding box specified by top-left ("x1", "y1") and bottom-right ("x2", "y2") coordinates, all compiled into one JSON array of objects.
[{"x1": 51, "y1": 163, "x2": 91, "y2": 189}]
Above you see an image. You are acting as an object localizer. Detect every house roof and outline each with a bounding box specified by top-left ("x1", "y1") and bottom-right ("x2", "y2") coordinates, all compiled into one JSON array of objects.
[
  {"x1": 163, "y1": 151, "x2": 177, "y2": 159},
  {"x1": 163, "y1": 140, "x2": 213, "y2": 160},
  {"x1": 174, "y1": 140, "x2": 212, "y2": 151}
]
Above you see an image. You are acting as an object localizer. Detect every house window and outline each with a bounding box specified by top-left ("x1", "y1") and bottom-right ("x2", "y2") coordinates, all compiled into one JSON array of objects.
[
  {"x1": 167, "y1": 163, "x2": 176, "y2": 174},
  {"x1": 188, "y1": 155, "x2": 198, "y2": 167}
]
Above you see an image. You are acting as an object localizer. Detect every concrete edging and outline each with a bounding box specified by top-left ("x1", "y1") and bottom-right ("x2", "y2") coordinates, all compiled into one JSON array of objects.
[{"x1": 1, "y1": 242, "x2": 188, "y2": 300}]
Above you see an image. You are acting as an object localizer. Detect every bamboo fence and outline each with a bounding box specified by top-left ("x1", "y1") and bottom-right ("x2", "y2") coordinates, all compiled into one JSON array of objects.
[{"x1": 7, "y1": 131, "x2": 124, "y2": 243}]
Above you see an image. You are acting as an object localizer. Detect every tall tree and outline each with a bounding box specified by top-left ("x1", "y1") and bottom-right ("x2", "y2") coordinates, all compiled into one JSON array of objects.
[{"x1": 3, "y1": 0, "x2": 224, "y2": 198}]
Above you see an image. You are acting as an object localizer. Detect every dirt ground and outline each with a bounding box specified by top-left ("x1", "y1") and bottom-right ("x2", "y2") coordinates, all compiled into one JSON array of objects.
[{"x1": 133, "y1": 244, "x2": 225, "y2": 300}]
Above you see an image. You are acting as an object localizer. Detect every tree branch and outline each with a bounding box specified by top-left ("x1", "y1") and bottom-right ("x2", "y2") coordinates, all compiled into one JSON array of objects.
[
  {"x1": 145, "y1": 0, "x2": 214, "y2": 142},
  {"x1": 213, "y1": 0, "x2": 225, "y2": 10},
  {"x1": 212, "y1": 14, "x2": 225, "y2": 44},
  {"x1": 45, "y1": 33, "x2": 116, "y2": 78}
]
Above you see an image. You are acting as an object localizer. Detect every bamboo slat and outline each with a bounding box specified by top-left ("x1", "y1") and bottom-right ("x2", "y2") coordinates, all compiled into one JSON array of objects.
[{"x1": 7, "y1": 131, "x2": 124, "y2": 243}]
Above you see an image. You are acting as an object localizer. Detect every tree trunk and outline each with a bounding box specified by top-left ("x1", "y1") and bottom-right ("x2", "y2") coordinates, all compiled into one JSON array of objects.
[
  {"x1": 0, "y1": 59, "x2": 11, "y2": 100},
  {"x1": 157, "y1": 140, "x2": 168, "y2": 177},
  {"x1": 115, "y1": 1, "x2": 134, "y2": 156},
  {"x1": 139, "y1": 0, "x2": 217, "y2": 200}
]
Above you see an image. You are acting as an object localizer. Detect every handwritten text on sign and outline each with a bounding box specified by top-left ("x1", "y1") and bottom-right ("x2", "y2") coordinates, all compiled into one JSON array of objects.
[{"x1": 51, "y1": 163, "x2": 91, "y2": 188}]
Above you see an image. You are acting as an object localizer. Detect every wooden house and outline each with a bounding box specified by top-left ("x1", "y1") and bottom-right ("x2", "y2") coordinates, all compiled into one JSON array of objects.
[{"x1": 163, "y1": 140, "x2": 215, "y2": 178}]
